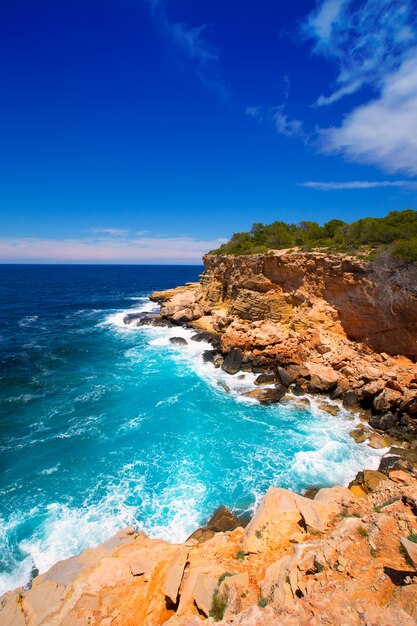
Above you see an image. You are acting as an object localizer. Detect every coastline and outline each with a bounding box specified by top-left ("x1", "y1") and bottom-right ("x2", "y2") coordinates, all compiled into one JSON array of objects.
[{"x1": 2, "y1": 251, "x2": 417, "y2": 623}]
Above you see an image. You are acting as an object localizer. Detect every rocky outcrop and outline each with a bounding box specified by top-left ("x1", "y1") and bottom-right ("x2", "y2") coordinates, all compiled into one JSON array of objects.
[
  {"x1": 149, "y1": 250, "x2": 417, "y2": 444},
  {"x1": 3, "y1": 471, "x2": 417, "y2": 625}
]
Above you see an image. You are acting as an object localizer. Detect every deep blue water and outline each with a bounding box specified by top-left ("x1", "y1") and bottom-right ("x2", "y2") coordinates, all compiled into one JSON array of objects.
[{"x1": 0, "y1": 264, "x2": 382, "y2": 594}]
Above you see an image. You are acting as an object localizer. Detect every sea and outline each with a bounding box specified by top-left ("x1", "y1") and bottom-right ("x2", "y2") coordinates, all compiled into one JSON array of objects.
[{"x1": 0, "y1": 264, "x2": 383, "y2": 595}]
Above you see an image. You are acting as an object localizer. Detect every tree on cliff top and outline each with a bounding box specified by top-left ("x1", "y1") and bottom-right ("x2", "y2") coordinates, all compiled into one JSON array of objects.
[{"x1": 209, "y1": 209, "x2": 417, "y2": 264}]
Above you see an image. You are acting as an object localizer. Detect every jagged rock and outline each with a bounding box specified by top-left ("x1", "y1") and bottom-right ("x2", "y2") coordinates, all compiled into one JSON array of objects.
[
  {"x1": 349, "y1": 469, "x2": 387, "y2": 493},
  {"x1": 246, "y1": 384, "x2": 287, "y2": 404},
  {"x1": 169, "y1": 337, "x2": 188, "y2": 346},
  {"x1": 242, "y1": 487, "x2": 338, "y2": 553},
  {"x1": 206, "y1": 505, "x2": 242, "y2": 533},
  {"x1": 221, "y1": 349, "x2": 243, "y2": 375},
  {"x1": 254, "y1": 372, "x2": 276, "y2": 386}
]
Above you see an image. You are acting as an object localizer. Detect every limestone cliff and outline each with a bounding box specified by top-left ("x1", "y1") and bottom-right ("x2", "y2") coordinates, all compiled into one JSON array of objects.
[{"x1": 201, "y1": 251, "x2": 417, "y2": 358}]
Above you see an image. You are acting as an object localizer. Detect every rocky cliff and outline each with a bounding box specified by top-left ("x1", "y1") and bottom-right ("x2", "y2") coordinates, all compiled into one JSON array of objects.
[
  {"x1": 2, "y1": 470, "x2": 417, "y2": 625},
  {"x1": 201, "y1": 251, "x2": 417, "y2": 358}
]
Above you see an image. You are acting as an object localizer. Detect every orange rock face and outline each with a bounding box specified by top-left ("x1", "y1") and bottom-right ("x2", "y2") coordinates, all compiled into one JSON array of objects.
[{"x1": 2, "y1": 475, "x2": 417, "y2": 625}]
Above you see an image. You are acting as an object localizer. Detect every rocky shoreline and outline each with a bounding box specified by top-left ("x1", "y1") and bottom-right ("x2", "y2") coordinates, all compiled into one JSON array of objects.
[
  {"x1": 3, "y1": 250, "x2": 417, "y2": 624},
  {"x1": 2, "y1": 469, "x2": 417, "y2": 625},
  {"x1": 138, "y1": 251, "x2": 417, "y2": 476}
]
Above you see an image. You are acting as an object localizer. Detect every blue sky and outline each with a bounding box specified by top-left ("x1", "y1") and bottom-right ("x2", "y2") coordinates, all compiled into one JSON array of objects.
[{"x1": 1, "y1": 0, "x2": 417, "y2": 262}]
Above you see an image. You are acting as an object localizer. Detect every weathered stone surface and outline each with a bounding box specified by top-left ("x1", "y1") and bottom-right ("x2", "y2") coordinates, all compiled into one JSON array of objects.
[{"x1": 191, "y1": 572, "x2": 219, "y2": 617}]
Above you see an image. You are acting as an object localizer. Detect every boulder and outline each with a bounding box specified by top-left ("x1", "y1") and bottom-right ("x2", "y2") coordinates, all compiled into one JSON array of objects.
[
  {"x1": 276, "y1": 366, "x2": 295, "y2": 387},
  {"x1": 343, "y1": 392, "x2": 360, "y2": 411},
  {"x1": 369, "y1": 412, "x2": 396, "y2": 431},
  {"x1": 191, "y1": 332, "x2": 221, "y2": 348},
  {"x1": 306, "y1": 363, "x2": 339, "y2": 392},
  {"x1": 254, "y1": 372, "x2": 276, "y2": 386},
  {"x1": 221, "y1": 349, "x2": 243, "y2": 375},
  {"x1": 218, "y1": 572, "x2": 250, "y2": 620},
  {"x1": 350, "y1": 427, "x2": 368, "y2": 444},
  {"x1": 172, "y1": 308, "x2": 194, "y2": 324},
  {"x1": 246, "y1": 385, "x2": 287, "y2": 404},
  {"x1": 202, "y1": 349, "x2": 218, "y2": 364},
  {"x1": 169, "y1": 337, "x2": 188, "y2": 346},
  {"x1": 373, "y1": 388, "x2": 402, "y2": 413}
]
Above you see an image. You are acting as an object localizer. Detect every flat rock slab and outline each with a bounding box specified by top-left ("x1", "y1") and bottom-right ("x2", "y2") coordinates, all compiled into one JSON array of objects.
[{"x1": 163, "y1": 547, "x2": 189, "y2": 604}]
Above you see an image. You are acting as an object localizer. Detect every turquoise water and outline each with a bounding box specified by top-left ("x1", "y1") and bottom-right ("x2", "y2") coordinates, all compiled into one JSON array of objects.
[{"x1": 0, "y1": 265, "x2": 382, "y2": 595}]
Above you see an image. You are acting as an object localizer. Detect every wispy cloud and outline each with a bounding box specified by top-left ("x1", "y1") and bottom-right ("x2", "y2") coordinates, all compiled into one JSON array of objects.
[
  {"x1": 319, "y1": 55, "x2": 417, "y2": 175},
  {"x1": 0, "y1": 235, "x2": 227, "y2": 263},
  {"x1": 305, "y1": 0, "x2": 417, "y2": 106},
  {"x1": 300, "y1": 180, "x2": 417, "y2": 190},
  {"x1": 274, "y1": 110, "x2": 304, "y2": 138},
  {"x1": 245, "y1": 106, "x2": 263, "y2": 122},
  {"x1": 91, "y1": 228, "x2": 130, "y2": 236},
  {"x1": 146, "y1": 0, "x2": 228, "y2": 97}
]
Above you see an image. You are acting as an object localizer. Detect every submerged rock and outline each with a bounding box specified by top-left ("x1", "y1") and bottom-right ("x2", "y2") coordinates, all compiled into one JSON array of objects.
[{"x1": 246, "y1": 384, "x2": 287, "y2": 404}]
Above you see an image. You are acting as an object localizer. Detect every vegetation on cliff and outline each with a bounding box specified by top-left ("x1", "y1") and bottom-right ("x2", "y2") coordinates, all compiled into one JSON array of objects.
[{"x1": 210, "y1": 209, "x2": 417, "y2": 262}]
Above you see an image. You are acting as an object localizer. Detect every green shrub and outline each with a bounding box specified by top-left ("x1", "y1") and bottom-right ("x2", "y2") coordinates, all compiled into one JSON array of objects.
[
  {"x1": 358, "y1": 526, "x2": 368, "y2": 537},
  {"x1": 408, "y1": 533, "x2": 417, "y2": 544},
  {"x1": 209, "y1": 589, "x2": 227, "y2": 622},
  {"x1": 218, "y1": 572, "x2": 234, "y2": 584},
  {"x1": 209, "y1": 210, "x2": 417, "y2": 262},
  {"x1": 258, "y1": 598, "x2": 268, "y2": 608},
  {"x1": 236, "y1": 550, "x2": 245, "y2": 561}
]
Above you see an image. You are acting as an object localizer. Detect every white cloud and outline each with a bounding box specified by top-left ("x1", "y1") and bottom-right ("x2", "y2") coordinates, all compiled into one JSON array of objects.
[
  {"x1": 319, "y1": 54, "x2": 417, "y2": 175},
  {"x1": 305, "y1": 0, "x2": 417, "y2": 106},
  {"x1": 0, "y1": 235, "x2": 226, "y2": 263},
  {"x1": 300, "y1": 180, "x2": 417, "y2": 190},
  {"x1": 91, "y1": 228, "x2": 130, "y2": 236}
]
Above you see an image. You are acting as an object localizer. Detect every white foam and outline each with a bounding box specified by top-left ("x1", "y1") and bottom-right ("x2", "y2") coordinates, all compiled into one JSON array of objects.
[{"x1": 99, "y1": 299, "x2": 160, "y2": 330}]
